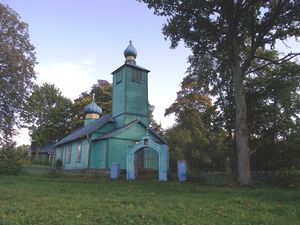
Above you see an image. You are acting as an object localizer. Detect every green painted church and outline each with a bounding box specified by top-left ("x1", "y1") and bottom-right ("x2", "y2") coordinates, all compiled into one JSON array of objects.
[{"x1": 54, "y1": 41, "x2": 168, "y2": 181}]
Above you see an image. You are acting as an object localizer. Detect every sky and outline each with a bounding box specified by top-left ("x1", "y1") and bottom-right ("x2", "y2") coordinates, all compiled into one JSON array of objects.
[
  {"x1": 3, "y1": 1, "x2": 299, "y2": 146},
  {"x1": 2, "y1": 0, "x2": 191, "y2": 145}
]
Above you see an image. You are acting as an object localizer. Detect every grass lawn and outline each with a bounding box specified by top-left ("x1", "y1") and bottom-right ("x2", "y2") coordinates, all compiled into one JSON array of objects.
[{"x1": 0, "y1": 175, "x2": 299, "y2": 225}]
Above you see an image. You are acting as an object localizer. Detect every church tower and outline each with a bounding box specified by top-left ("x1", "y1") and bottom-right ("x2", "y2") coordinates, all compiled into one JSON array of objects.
[{"x1": 111, "y1": 41, "x2": 149, "y2": 128}]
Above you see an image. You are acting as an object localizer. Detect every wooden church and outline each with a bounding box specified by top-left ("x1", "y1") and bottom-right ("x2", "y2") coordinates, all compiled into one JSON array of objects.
[{"x1": 54, "y1": 41, "x2": 169, "y2": 181}]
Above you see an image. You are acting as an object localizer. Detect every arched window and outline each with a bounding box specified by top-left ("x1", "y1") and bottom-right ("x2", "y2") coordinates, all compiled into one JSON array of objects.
[{"x1": 77, "y1": 143, "x2": 82, "y2": 162}]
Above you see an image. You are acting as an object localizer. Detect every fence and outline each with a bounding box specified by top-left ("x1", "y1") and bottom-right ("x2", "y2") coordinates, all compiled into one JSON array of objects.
[
  {"x1": 22, "y1": 164, "x2": 54, "y2": 175},
  {"x1": 169, "y1": 169, "x2": 276, "y2": 185},
  {"x1": 251, "y1": 171, "x2": 277, "y2": 184},
  {"x1": 21, "y1": 164, "x2": 276, "y2": 185},
  {"x1": 21, "y1": 165, "x2": 111, "y2": 177}
]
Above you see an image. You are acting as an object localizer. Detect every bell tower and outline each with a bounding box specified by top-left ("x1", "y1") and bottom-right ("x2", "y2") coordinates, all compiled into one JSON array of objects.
[{"x1": 111, "y1": 41, "x2": 149, "y2": 128}]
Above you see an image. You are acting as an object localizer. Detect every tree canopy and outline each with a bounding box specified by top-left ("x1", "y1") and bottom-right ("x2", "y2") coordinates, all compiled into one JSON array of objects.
[
  {"x1": 21, "y1": 83, "x2": 73, "y2": 147},
  {"x1": 139, "y1": 0, "x2": 300, "y2": 185},
  {"x1": 0, "y1": 3, "x2": 36, "y2": 146}
]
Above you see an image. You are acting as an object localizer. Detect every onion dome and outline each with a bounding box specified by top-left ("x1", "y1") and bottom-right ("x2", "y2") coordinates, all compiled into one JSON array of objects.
[
  {"x1": 124, "y1": 40, "x2": 137, "y2": 62},
  {"x1": 83, "y1": 100, "x2": 102, "y2": 115}
]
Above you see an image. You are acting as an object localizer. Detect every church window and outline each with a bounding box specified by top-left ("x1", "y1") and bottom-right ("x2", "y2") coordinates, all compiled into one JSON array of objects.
[
  {"x1": 116, "y1": 72, "x2": 122, "y2": 84},
  {"x1": 77, "y1": 143, "x2": 82, "y2": 162},
  {"x1": 132, "y1": 69, "x2": 141, "y2": 82},
  {"x1": 66, "y1": 145, "x2": 72, "y2": 163},
  {"x1": 144, "y1": 139, "x2": 149, "y2": 145}
]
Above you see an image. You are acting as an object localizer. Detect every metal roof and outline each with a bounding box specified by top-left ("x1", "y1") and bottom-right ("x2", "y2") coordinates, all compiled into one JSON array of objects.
[
  {"x1": 93, "y1": 119, "x2": 167, "y2": 144},
  {"x1": 93, "y1": 119, "x2": 139, "y2": 141},
  {"x1": 31, "y1": 142, "x2": 55, "y2": 154},
  {"x1": 83, "y1": 100, "x2": 102, "y2": 114},
  {"x1": 55, "y1": 113, "x2": 113, "y2": 146},
  {"x1": 111, "y1": 62, "x2": 150, "y2": 74},
  {"x1": 124, "y1": 40, "x2": 137, "y2": 58}
]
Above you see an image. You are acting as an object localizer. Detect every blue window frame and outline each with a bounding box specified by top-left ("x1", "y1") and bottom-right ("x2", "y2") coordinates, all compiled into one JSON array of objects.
[
  {"x1": 66, "y1": 145, "x2": 71, "y2": 163},
  {"x1": 77, "y1": 143, "x2": 82, "y2": 162}
]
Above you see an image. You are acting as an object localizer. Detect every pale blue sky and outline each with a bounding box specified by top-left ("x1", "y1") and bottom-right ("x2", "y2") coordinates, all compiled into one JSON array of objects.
[
  {"x1": 2, "y1": 0, "x2": 191, "y2": 145},
  {"x1": 3, "y1": 0, "x2": 299, "y2": 145}
]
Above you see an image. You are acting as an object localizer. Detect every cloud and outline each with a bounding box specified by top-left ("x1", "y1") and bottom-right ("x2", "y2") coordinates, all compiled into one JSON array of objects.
[
  {"x1": 15, "y1": 57, "x2": 103, "y2": 146},
  {"x1": 81, "y1": 56, "x2": 97, "y2": 65},
  {"x1": 35, "y1": 58, "x2": 99, "y2": 100}
]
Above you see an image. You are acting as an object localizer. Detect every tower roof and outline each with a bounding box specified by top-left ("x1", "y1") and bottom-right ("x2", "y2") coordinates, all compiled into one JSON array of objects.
[
  {"x1": 83, "y1": 99, "x2": 102, "y2": 115},
  {"x1": 111, "y1": 40, "x2": 149, "y2": 74},
  {"x1": 124, "y1": 41, "x2": 137, "y2": 64}
]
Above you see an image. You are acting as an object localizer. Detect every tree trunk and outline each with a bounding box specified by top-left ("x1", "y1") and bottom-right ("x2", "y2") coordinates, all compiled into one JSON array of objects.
[{"x1": 232, "y1": 42, "x2": 252, "y2": 186}]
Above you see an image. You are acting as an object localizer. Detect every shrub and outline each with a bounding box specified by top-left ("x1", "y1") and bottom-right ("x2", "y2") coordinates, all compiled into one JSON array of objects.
[
  {"x1": 0, "y1": 145, "x2": 30, "y2": 175},
  {"x1": 276, "y1": 167, "x2": 300, "y2": 188},
  {"x1": 31, "y1": 158, "x2": 52, "y2": 166},
  {"x1": 55, "y1": 159, "x2": 63, "y2": 169}
]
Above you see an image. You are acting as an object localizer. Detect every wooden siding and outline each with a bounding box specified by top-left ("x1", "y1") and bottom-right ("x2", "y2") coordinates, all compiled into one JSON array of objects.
[
  {"x1": 112, "y1": 66, "x2": 149, "y2": 128},
  {"x1": 54, "y1": 139, "x2": 89, "y2": 170},
  {"x1": 106, "y1": 123, "x2": 164, "y2": 169},
  {"x1": 89, "y1": 140, "x2": 107, "y2": 169}
]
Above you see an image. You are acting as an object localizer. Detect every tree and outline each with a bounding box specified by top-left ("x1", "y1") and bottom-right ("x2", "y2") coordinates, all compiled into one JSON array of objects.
[
  {"x1": 165, "y1": 108, "x2": 227, "y2": 170},
  {"x1": 148, "y1": 103, "x2": 164, "y2": 137},
  {"x1": 164, "y1": 127, "x2": 192, "y2": 168},
  {"x1": 21, "y1": 83, "x2": 73, "y2": 147},
  {"x1": 165, "y1": 82, "x2": 226, "y2": 170},
  {"x1": 0, "y1": 3, "x2": 36, "y2": 146},
  {"x1": 138, "y1": 0, "x2": 300, "y2": 185},
  {"x1": 90, "y1": 80, "x2": 112, "y2": 115},
  {"x1": 71, "y1": 94, "x2": 92, "y2": 130},
  {"x1": 246, "y1": 57, "x2": 300, "y2": 170},
  {"x1": 0, "y1": 143, "x2": 30, "y2": 175},
  {"x1": 167, "y1": 47, "x2": 300, "y2": 172}
]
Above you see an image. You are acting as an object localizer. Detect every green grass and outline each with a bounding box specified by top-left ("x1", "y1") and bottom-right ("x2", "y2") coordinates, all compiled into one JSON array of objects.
[{"x1": 0, "y1": 175, "x2": 299, "y2": 225}]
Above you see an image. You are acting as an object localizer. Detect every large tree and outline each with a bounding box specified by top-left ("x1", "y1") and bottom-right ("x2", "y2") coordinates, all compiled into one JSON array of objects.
[
  {"x1": 90, "y1": 79, "x2": 113, "y2": 114},
  {"x1": 246, "y1": 56, "x2": 300, "y2": 170},
  {"x1": 138, "y1": 0, "x2": 300, "y2": 185},
  {"x1": 165, "y1": 76, "x2": 227, "y2": 170},
  {"x1": 172, "y1": 49, "x2": 300, "y2": 171},
  {"x1": 0, "y1": 3, "x2": 36, "y2": 146},
  {"x1": 21, "y1": 83, "x2": 73, "y2": 147}
]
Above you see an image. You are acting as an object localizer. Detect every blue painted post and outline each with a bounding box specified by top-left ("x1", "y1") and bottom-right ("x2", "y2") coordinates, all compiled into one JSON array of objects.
[
  {"x1": 178, "y1": 160, "x2": 187, "y2": 182},
  {"x1": 111, "y1": 162, "x2": 120, "y2": 180},
  {"x1": 158, "y1": 146, "x2": 168, "y2": 181},
  {"x1": 127, "y1": 148, "x2": 135, "y2": 180}
]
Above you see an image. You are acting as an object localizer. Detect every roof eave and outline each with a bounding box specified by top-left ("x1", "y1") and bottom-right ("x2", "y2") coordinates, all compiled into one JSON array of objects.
[
  {"x1": 54, "y1": 114, "x2": 114, "y2": 147},
  {"x1": 137, "y1": 121, "x2": 168, "y2": 144},
  {"x1": 111, "y1": 63, "x2": 150, "y2": 75}
]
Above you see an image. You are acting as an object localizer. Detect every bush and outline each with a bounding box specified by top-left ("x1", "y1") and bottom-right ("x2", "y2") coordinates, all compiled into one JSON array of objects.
[
  {"x1": 31, "y1": 158, "x2": 52, "y2": 166},
  {"x1": 0, "y1": 145, "x2": 30, "y2": 175},
  {"x1": 55, "y1": 159, "x2": 63, "y2": 169},
  {"x1": 276, "y1": 167, "x2": 300, "y2": 188}
]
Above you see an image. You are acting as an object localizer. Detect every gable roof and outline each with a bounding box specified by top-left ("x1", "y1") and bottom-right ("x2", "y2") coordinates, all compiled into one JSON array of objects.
[
  {"x1": 31, "y1": 142, "x2": 55, "y2": 154},
  {"x1": 55, "y1": 113, "x2": 113, "y2": 146},
  {"x1": 111, "y1": 62, "x2": 150, "y2": 74},
  {"x1": 93, "y1": 119, "x2": 167, "y2": 144}
]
